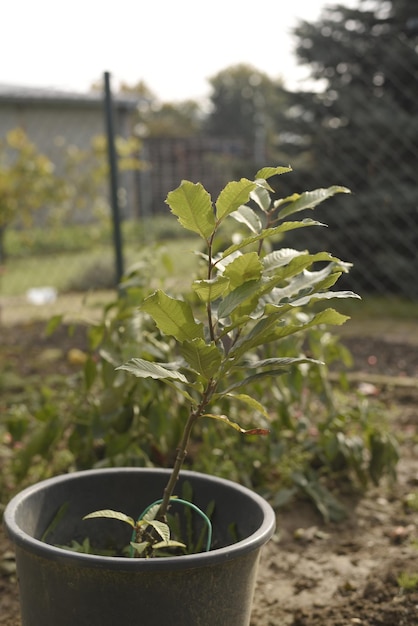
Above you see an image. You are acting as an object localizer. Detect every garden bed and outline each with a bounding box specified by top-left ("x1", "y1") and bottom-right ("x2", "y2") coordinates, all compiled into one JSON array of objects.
[{"x1": 1, "y1": 320, "x2": 418, "y2": 625}]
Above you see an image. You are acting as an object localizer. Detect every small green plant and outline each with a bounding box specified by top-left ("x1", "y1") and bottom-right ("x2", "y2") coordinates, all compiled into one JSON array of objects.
[
  {"x1": 84, "y1": 165, "x2": 361, "y2": 555},
  {"x1": 397, "y1": 571, "x2": 418, "y2": 592}
]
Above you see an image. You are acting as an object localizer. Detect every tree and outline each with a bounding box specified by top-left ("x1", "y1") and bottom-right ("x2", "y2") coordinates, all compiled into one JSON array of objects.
[
  {"x1": 117, "y1": 80, "x2": 203, "y2": 138},
  {"x1": 204, "y1": 64, "x2": 288, "y2": 174},
  {"x1": 137, "y1": 100, "x2": 203, "y2": 138},
  {"x1": 0, "y1": 128, "x2": 144, "y2": 263},
  {"x1": 276, "y1": 0, "x2": 418, "y2": 296},
  {"x1": 57, "y1": 134, "x2": 143, "y2": 223},
  {"x1": 0, "y1": 129, "x2": 64, "y2": 263}
]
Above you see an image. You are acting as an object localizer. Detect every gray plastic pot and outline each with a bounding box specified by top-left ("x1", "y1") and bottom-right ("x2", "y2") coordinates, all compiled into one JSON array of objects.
[{"x1": 4, "y1": 468, "x2": 276, "y2": 626}]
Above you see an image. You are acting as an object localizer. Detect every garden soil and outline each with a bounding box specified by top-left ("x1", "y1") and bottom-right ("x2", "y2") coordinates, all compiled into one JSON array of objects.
[{"x1": 1, "y1": 317, "x2": 418, "y2": 625}]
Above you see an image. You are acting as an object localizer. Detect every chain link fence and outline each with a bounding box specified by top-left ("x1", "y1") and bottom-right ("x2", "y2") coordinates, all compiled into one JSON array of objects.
[
  {"x1": 275, "y1": 29, "x2": 418, "y2": 301},
  {"x1": 1, "y1": 33, "x2": 417, "y2": 306}
]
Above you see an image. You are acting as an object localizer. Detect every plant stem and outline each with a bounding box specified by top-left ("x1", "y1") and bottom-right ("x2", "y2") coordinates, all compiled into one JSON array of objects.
[{"x1": 157, "y1": 380, "x2": 216, "y2": 520}]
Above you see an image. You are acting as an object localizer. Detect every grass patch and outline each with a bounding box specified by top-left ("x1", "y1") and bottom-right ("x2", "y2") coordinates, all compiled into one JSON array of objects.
[
  {"x1": 337, "y1": 295, "x2": 418, "y2": 320},
  {"x1": 1, "y1": 216, "x2": 202, "y2": 297},
  {"x1": 1, "y1": 239, "x2": 200, "y2": 297},
  {"x1": 4, "y1": 216, "x2": 192, "y2": 259}
]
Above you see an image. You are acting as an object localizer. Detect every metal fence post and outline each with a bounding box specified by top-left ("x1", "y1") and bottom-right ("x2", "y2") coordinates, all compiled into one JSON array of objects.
[{"x1": 103, "y1": 71, "x2": 124, "y2": 285}]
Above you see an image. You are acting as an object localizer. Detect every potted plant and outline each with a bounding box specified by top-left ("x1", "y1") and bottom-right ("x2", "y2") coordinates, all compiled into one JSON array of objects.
[{"x1": 4, "y1": 166, "x2": 358, "y2": 626}]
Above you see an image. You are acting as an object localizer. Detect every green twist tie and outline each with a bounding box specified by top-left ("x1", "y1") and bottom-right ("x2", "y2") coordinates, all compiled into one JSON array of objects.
[{"x1": 129, "y1": 497, "x2": 212, "y2": 558}]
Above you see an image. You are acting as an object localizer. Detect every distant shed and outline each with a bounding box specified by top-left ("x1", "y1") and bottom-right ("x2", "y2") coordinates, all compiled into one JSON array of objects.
[{"x1": 0, "y1": 83, "x2": 141, "y2": 219}]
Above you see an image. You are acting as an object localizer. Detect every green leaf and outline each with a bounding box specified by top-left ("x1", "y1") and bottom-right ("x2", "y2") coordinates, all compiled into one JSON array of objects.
[
  {"x1": 231, "y1": 308, "x2": 349, "y2": 360},
  {"x1": 224, "y1": 392, "x2": 269, "y2": 418},
  {"x1": 217, "y1": 279, "x2": 262, "y2": 319},
  {"x1": 130, "y1": 541, "x2": 149, "y2": 555},
  {"x1": 250, "y1": 185, "x2": 272, "y2": 212},
  {"x1": 288, "y1": 289, "x2": 360, "y2": 308},
  {"x1": 246, "y1": 356, "x2": 323, "y2": 369},
  {"x1": 83, "y1": 355, "x2": 97, "y2": 391},
  {"x1": 215, "y1": 178, "x2": 256, "y2": 220},
  {"x1": 223, "y1": 358, "x2": 322, "y2": 394},
  {"x1": 141, "y1": 290, "x2": 204, "y2": 342},
  {"x1": 276, "y1": 251, "x2": 342, "y2": 278},
  {"x1": 222, "y1": 219, "x2": 324, "y2": 259},
  {"x1": 263, "y1": 248, "x2": 306, "y2": 272},
  {"x1": 87, "y1": 324, "x2": 105, "y2": 350},
  {"x1": 138, "y1": 519, "x2": 170, "y2": 543},
  {"x1": 192, "y1": 276, "x2": 230, "y2": 302},
  {"x1": 223, "y1": 369, "x2": 288, "y2": 392},
  {"x1": 308, "y1": 308, "x2": 350, "y2": 326},
  {"x1": 203, "y1": 413, "x2": 269, "y2": 435},
  {"x1": 116, "y1": 358, "x2": 188, "y2": 383},
  {"x1": 166, "y1": 180, "x2": 215, "y2": 239},
  {"x1": 45, "y1": 314, "x2": 63, "y2": 336},
  {"x1": 230, "y1": 204, "x2": 263, "y2": 233},
  {"x1": 223, "y1": 252, "x2": 263, "y2": 289},
  {"x1": 152, "y1": 540, "x2": 187, "y2": 550},
  {"x1": 262, "y1": 261, "x2": 350, "y2": 306},
  {"x1": 142, "y1": 503, "x2": 161, "y2": 521},
  {"x1": 277, "y1": 186, "x2": 350, "y2": 220},
  {"x1": 262, "y1": 308, "x2": 350, "y2": 344},
  {"x1": 255, "y1": 165, "x2": 292, "y2": 180},
  {"x1": 180, "y1": 339, "x2": 222, "y2": 379},
  {"x1": 83, "y1": 509, "x2": 135, "y2": 527},
  {"x1": 230, "y1": 313, "x2": 282, "y2": 358},
  {"x1": 292, "y1": 473, "x2": 347, "y2": 523}
]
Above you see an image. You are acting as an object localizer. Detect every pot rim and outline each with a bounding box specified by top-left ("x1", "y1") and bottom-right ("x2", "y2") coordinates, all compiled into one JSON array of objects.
[{"x1": 4, "y1": 468, "x2": 276, "y2": 572}]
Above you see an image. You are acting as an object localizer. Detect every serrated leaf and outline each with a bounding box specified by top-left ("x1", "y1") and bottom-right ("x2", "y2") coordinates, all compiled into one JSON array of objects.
[
  {"x1": 246, "y1": 356, "x2": 323, "y2": 369},
  {"x1": 289, "y1": 289, "x2": 360, "y2": 307},
  {"x1": 230, "y1": 204, "x2": 263, "y2": 233},
  {"x1": 139, "y1": 519, "x2": 170, "y2": 543},
  {"x1": 279, "y1": 251, "x2": 341, "y2": 278},
  {"x1": 152, "y1": 540, "x2": 187, "y2": 550},
  {"x1": 308, "y1": 308, "x2": 350, "y2": 326},
  {"x1": 231, "y1": 307, "x2": 349, "y2": 360},
  {"x1": 192, "y1": 276, "x2": 230, "y2": 302},
  {"x1": 166, "y1": 180, "x2": 215, "y2": 239},
  {"x1": 180, "y1": 339, "x2": 222, "y2": 379},
  {"x1": 223, "y1": 369, "x2": 288, "y2": 392},
  {"x1": 141, "y1": 290, "x2": 204, "y2": 342},
  {"x1": 216, "y1": 178, "x2": 256, "y2": 220},
  {"x1": 222, "y1": 219, "x2": 325, "y2": 259},
  {"x1": 224, "y1": 392, "x2": 269, "y2": 418},
  {"x1": 264, "y1": 262, "x2": 344, "y2": 305},
  {"x1": 203, "y1": 413, "x2": 269, "y2": 435},
  {"x1": 116, "y1": 358, "x2": 188, "y2": 382},
  {"x1": 231, "y1": 313, "x2": 281, "y2": 357},
  {"x1": 260, "y1": 308, "x2": 350, "y2": 343},
  {"x1": 223, "y1": 252, "x2": 263, "y2": 289},
  {"x1": 223, "y1": 359, "x2": 322, "y2": 394},
  {"x1": 83, "y1": 510, "x2": 135, "y2": 527},
  {"x1": 217, "y1": 279, "x2": 262, "y2": 319},
  {"x1": 263, "y1": 248, "x2": 306, "y2": 271},
  {"x1": 142, "y1": 503, "x2": 160, "y2": 522},
  {"x1": 255, "y1": 166, "x2": 292, "y2": 180},
  {"x1": 249, "y1": 186, "x2": 271, "y2": 212},
  {"x1": 277, "y1": 186, "x2": 350, "y2": 220}
]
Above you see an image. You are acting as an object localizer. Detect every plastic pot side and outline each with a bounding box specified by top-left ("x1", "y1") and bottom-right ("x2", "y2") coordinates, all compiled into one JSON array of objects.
[{"x1": 4, "y1": 468, "x2": 276, "y2": 626}]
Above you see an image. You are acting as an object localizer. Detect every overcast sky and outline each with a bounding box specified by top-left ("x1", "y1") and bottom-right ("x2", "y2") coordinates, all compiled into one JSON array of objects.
[{"x1": 2, "y1": 1, "x2": 354, "y2": 101}]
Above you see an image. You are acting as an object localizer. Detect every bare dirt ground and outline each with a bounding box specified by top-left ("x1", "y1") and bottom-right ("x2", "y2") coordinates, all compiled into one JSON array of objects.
[{"x1": 1, "y1": 317, "x2": 418, "y2": 625}]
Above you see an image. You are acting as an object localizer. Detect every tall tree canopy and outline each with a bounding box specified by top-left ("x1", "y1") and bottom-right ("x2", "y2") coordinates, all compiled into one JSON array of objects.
[
  {"x1": 115, "y1": 80, "x2": 203, "y2": 137},
  {"x1": 204, "y1": 64, "x2": 288, "y2": 173},
  {"x1": 277, "y1": 0, "x2": 418, "y2": 295}
]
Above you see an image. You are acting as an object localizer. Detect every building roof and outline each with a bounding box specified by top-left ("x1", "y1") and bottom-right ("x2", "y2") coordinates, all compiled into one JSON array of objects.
[{"x1": 0, "y1": 83, "x2": 140, "y2": 110}]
